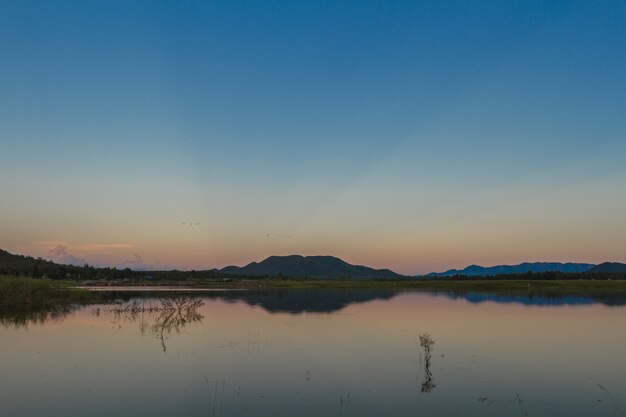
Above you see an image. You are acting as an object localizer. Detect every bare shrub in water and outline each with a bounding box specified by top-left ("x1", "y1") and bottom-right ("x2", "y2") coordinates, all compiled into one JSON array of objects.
[{"x1": 418, "y1": 333, "x2": 436, "y2": 393}]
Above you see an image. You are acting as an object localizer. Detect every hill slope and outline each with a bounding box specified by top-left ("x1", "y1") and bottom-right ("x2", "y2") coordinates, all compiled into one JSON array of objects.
[
  {"x1": 587, "y1": 262, "x2": 626, "y2": 273},
  {"x1": 428, "y1": 262, "x2": 595, "y2": 277},
  {"x1": 221, "y1": 255, "x2": 402, "y2": 279}
]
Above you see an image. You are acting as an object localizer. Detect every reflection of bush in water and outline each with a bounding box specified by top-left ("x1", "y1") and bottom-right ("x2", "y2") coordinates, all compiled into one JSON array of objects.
[
  {"x1": 106, "y1": 297, "x2": 204, "y2": 352},
  {"x1": 0, "y1": 276, "x2": 100, "y2": 329},
  {"x1": 0, "y1": 304, "x2": 80, "y2": 329}
]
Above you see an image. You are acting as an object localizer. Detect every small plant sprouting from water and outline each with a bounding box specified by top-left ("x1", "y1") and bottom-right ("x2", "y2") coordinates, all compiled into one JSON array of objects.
[
  {"x1": 516, "y1": 394, "x2": 529, "y2": 417},
  {"x1": 418, "y1": 333, "x2": 436, "y2": 394},
  {"x1": 598, "y1": 384, "x2": 618, "y2": 417},
  {"x1": 339, "y1": 392, "x2": 350, "y2": 417}
]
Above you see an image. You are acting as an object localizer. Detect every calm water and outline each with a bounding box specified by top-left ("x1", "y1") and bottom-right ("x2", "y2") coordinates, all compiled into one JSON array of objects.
[{"x1": 1, "y1": 290, "x2": 625, "y2": 417}]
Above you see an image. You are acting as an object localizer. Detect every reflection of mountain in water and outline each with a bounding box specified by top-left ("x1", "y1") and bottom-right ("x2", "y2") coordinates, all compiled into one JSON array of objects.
[
  {"x1": 217, "y1": 289, "x2": 399, "y2": 313},
  {"x1": 107, "y1": 289, "x2": 400, "y2": 314},
  {"x1": 4, "y1": 288, "x2": 625, "y2": 329},
  {"x1": 212, "y1": 289, "x2": 626, "y2": 311},
  {"x1": 442, "y1": 292, "x2": 626, "y2": 307},
  {"x1": 70, "y1": 289, "x2": 626, "y2": 314}
]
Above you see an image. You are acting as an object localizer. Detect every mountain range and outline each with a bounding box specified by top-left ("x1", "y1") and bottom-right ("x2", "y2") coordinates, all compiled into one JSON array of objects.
[
  {"x1": 3, "y1": 248, "x2": 626, "y2": 279},
  {"x1": 221, "y1": 256, "x2": 617, "y2": 278},
  {"x1": 427, "y1": 262, "x2": 596, "y2": 277}
]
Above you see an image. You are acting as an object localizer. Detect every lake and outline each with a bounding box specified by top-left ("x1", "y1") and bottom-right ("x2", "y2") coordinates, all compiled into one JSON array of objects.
[{"x1": 1, "y1": 289, "x2": 625, "y2": 416}]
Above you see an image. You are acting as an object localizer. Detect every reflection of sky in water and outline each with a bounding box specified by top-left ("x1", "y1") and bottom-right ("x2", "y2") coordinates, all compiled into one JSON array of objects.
[{"x1": 1, "y1": 291, "x2": 625, "y2": 417}]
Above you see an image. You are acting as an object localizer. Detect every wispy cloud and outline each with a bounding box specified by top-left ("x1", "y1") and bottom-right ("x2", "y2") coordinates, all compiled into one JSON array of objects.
[
  {"x1": 34, "y1": 241, "x2": 135, "y2": 252},
  {"x1": 78, "y1": 243, "x2": 136, "y2": 251}
]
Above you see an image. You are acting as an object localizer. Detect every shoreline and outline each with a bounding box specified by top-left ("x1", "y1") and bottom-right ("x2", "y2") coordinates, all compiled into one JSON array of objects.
[{"x1": 74, "y1": 278, "x2": 626, "y2": 293}]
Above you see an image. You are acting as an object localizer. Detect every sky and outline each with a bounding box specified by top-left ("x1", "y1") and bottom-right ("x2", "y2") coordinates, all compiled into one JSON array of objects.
[{"x1": 1, "y1": 0, "x2": 625, "y2": 274}]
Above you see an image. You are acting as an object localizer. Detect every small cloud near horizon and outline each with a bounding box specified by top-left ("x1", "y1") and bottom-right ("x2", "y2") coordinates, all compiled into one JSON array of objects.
[
  {"x1": 47, "y1": 244, "x2": 86, "y2": 266},
  {"x1": 31, "y1": 240, "x2": 141, "y2": 268}
]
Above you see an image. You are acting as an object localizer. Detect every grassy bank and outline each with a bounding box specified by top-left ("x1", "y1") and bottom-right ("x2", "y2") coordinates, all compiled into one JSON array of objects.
[
  {"x1": 0, "y1": 275, "x2": 99, "y2": 307},
  {"x1": 1, "y1": 275, "x2": 105, "y2": 327},
  {"x1": 7, "y1": 274, "x2": 626, "y2": 297}
]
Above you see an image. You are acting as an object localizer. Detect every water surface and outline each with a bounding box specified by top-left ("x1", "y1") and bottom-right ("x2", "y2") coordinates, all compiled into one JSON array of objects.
[{"x1": 1, "y1": 290, "x2": 625, "y2": 416}]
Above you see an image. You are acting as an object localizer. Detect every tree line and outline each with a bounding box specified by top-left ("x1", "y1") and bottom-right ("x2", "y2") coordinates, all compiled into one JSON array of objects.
[{"x1": 0, "y1": 249, "x2": 223, "y2": 281}]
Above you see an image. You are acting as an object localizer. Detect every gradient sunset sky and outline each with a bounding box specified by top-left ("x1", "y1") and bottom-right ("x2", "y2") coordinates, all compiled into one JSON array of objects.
[{"x1": 1, "y1": 1, "x2": 625, "y2": 274}]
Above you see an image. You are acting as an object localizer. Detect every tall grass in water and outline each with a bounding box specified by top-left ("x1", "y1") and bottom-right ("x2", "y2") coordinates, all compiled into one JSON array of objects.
[{"x1": 204, "y1": 377, "x2": 227, "y2": 417}]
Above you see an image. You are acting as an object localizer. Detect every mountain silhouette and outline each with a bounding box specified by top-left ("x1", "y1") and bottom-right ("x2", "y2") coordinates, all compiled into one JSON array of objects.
[
  {"x1": 2, "y1": 248, "x2": 620, "y2": 279},
  {"x1": 428, "y1": 262, "x2": 595, "y2": 277},
  {"x1": 587, "y1": 262, "x2": 626, "y2": 273},
  {"x1": 221, "y1": 255, "x2": 402, "y2": 279}
]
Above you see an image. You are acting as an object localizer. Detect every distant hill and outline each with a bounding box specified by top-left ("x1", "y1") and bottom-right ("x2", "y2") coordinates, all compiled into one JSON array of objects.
[
  {"x1": 428, "y1": 262, "x2": 595, "y2": 277},
  {"x1": 587, "y1": 262, "x2": 626, "y2": 273},
  {"x1": 1, "y1": 248, "x2": 60, "y2": 275},
  {"x1": 3, "y1": 247, "x2": 620, "y2": 281},
  {"x1": 221, "y1": 255, "x2": 402, "y2": 279}
]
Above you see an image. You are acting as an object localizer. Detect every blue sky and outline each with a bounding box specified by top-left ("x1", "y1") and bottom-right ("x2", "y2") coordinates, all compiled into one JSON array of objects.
[{"x1": 1, "y1": 0, "x2": 625, "y2": 273}]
